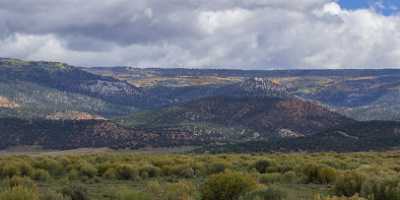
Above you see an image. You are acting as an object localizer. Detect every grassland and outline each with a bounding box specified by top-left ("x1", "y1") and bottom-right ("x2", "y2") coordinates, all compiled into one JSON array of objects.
[{"x1": 0, "y1": 150, "x2": 399, "y2": 200}]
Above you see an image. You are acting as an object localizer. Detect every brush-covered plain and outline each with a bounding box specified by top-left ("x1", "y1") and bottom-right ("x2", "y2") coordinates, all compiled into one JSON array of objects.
[{"x1": 0, "y1": 151, "x2": 399, "y2": 200}]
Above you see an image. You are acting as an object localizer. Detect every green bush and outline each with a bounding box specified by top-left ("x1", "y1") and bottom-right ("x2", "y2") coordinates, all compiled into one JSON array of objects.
[
  {"x1": 0, "y1": 186, "x2": 40, "y2": 200},
  {"x1": 177, "y1": 166, "x2": 196, "y2": 178},
  {"x1": 164, "y1": 181, "x2": 196, "y2": 200},
  {"x1": 241, "y1": 187, "x2": 287, "y2": 200},
  {"x1": 33, "y1": 158, "x2": 64, "y2": 176},
  {"x1": 115, "y1": 165, "x2": 139, "y2": 180},
  {"x1": 254, "y1": 160, "x2": 272, "y2": 174},
  {"x1": 115, "y1": 188, "x2": 152, "y2": 200},
  {"x1": 0, "y1": 163, "x2": 17, "y2": 178},
  {"x1": 76, "y1": 162, "x2": 97, "y2": 178},
  {"x1": 303, "y1": 164, "x2": 337, "y2": 184},
  {"x1": 0, "y1": 162, "x2": 30, "y2": 178},
  {"x1": 18, "y1": 162, "x2": 34, "y2": 177},
  {"x1": 61, "y1": 184, "x2": 90, "y2": 200},
  {"x1": 7, "y1": 176, "x2": 37, "y2": 189},
  {"x1": 206, "y1": 162, "x2": 226, "y2": 175},
  {"x1": 334, "y1": 172, "x2": 365, "y2": 197},
  {"x1": 318, "y1": 167, "x2": 337, "y2": 184},
  {"x1": 102, "y1": 168, "x2": 118, "y2": 179},
  {"x1": 258, "y1": 173, "x2": 283, "y2": 184},
  {"x1": 314, "y1": 194, "x2": 367, "y2": 200},
  {"x1": 40, "y1": 190, "x2": 71, "y2": 200},
  {"x1": 360, "y1": 177, "x2": 400, "y2": 200},
  {"x1": 67, "y1": 169, "x2": 80, "y2": 180},
  {"x1": 139, "y1": 166, "x2": 161, "y2": 178},
  {"x1": 281, "y1": 171, "x2": 300, "y2": 184},
  {"x1": 201, "y1": 172, "x2": 257, "y2": 200},
  {"x1": 32, "y1": 169, "x2": 51, "y2": 181}
]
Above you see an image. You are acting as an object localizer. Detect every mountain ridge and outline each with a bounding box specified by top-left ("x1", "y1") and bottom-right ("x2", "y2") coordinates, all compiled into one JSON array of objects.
[{"x1": 1, "y1": 57, "x2": 400, "y2": 152}]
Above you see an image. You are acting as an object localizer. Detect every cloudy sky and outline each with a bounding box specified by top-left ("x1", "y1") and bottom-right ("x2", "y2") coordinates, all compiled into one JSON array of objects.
[{"x1": 0, "y1": 0, "x2": 399, "y2": 69}]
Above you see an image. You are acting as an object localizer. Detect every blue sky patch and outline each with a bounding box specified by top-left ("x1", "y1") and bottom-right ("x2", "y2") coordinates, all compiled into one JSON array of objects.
[{"x1": 339, "y1": 0, "x2": 399, "y2": 15}]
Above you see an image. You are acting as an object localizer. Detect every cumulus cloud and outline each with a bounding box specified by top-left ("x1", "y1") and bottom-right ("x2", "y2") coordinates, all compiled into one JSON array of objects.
[{"x1": 0, "y1": 0, "x2": 399, "y2": 68}]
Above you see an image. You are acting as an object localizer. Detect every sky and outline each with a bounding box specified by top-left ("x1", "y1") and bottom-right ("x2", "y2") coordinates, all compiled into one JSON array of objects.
[
  {"x1": 0, "y1": 0, "x2": 399, "y2": 69},
  {"x1": 339, "y1": 0, "x2": 399, "y2": 15}
]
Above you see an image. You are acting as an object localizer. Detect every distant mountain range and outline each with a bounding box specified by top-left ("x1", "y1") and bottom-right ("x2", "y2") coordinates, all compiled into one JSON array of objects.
[
  {"x1": 87, "y1": 66, "x2": 400, "y2": 121},
  {"x1": 0, "y1": 57, "x2": 399, "y2": 152}
]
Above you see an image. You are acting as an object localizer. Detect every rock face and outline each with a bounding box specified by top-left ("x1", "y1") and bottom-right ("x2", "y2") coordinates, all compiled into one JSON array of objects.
[
  {"x1": 0, "y1": 96, "x2": 19, "y2": 108},
  {"x1": 277, "y1": 129, "x2": 304, "y2": 138}
]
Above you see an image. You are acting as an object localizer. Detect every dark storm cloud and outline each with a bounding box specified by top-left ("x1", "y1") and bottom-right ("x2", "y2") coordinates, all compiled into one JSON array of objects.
[
  {"x1": 0, "y1": 0, "x2": 203, "y2": 49},
  {"x1": 0, "y1": 0, "x2": 399, "y2": 68}
]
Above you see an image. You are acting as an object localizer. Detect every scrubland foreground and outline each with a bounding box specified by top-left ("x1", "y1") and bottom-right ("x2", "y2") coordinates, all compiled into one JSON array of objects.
[{"x1": 0, "y1": 151, "x2": 399, "y2": 200}]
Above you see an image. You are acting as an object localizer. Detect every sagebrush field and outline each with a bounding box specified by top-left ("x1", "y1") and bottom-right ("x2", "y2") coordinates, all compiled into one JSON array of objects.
[{"x1": 0, "y1": 151, "x2": 399, "y2": 200}]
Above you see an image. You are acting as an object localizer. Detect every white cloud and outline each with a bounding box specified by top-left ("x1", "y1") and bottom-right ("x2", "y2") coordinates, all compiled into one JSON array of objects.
[
  {"x1": 322, "y1": 2, "x2": 342, "y2": 15},
  {"x1": 0, "y1": 0, "x2": 400, "y2": 68},
  {"x1": 198, "y1": 9, "x2": 252, "y2": 34}
]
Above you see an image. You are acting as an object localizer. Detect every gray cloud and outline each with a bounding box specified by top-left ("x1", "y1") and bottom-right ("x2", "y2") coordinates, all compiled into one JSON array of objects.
[{"x1": 0, "y1": 0, "x2": 399, "y2": 68}]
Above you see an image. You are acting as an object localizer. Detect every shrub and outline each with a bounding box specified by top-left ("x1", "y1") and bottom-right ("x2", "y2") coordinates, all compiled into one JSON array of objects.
[
  {"x1": 145, "y1": 180, "x2": 163, "y2": 199},
  {"x1": 7, "y1": 176, "x2": 37, "y2": 189},
  {"x1": 0, "y1": 161, "x2": 33, "y2": 178},
  {"x1": 139, "y1": 166, "x2": 161, "y2": 179},
  {"x1": 302, "y1": 164, "x2": 319, "y2": 183},
  {"x1": 177, "y1": 166, "x2": 196, "y2": 178},
  {"x1": 258, "y1": 173, "x2": 283, "y2": 184},
  {"x1": 61, "y1": 184, "x2": 90, "y2": 200},
  {"x1": 360, "y1": 177, "x2": 400, "y2": 200},
  {"x1": 0, "y1": 163, "x2": 20, "y2": 178},
  {"x1": 303, "y1": 164, "x2": 337, "y2": 184},
  {"x1": 32, "y1": 169, "x2": 51, "y2": 181},
  {"x1": 241, "y1": 187, "x2": 287, "y2": 200},
  {"x1": 18, "y1": 162, "x2": 34, "y2": 177},
  {"x1": 334, "y1": 172, "x2": 365, "y2": 197},
  {"x1": 165, "y1": 181, "x2": 196, "y2": 200},
  {"x1": 281, "y1": 171, "x2": 300, "y2": 184},
  {"x1": 115, "y1": 188, "x2": 152, "y2": 200},
  {"x1": 314, "y1": 194, "x2": 367, "y2": 200},
  {"x1": 115, "y1": 165, "x2": 139, "y2": 180},
  {"x1": 77, "y1": 162, "x2": 97, "y2": 178},
  {"x1": 318, "y1": 167, "x2": 337, "y2": 184},
  {"x1": 201, "y1": 172, "x2": 257, "y2": 200},
  {"x1": 103, "y1": 168, "x2": 118, "y2": 179},
  {"x1": 0, "y1": 186, "x2": 40, "y2": 200},
  {"x1": 206, "y1": 162, "x2": 226, "y2": 175},
  {"x1": 41, "y1": 190, "x2": 71, "y2": 200},
  {"x1": 34, "y1": 158, "x2": 64, "y2": 176},
  {"x1": 67, "y1": 169, "x2": 80, "y2": 180},
  {"x1": 254, "y1": 160, "x2": 272, "y2": 174}
]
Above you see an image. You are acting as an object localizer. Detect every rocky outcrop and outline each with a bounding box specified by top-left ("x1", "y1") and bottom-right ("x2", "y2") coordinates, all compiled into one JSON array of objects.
[{"x1": 0, "y1": 96, "x2": 19, "y2": 108}]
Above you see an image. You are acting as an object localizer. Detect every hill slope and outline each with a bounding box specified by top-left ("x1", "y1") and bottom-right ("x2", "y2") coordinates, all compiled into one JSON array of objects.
[
  {"x1": 120, "y1": 96, "x2": 352, "y2": 139},
  {"x1": 205, "y1": 121, "x2": 400, "y2": 152},
  {"x1": 0, "y1": 118, "x2": 208, "y2": 150},
  {"x1": 145, "y1": 77, "x2": 289, "y2": 105},
  {"x1": 0, "y1": 58, "x2": 160, "y2": 118}
]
